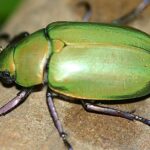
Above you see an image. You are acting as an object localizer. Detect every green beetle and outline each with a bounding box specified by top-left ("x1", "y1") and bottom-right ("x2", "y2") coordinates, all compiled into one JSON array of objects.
[
  {"x1": 1, "y1": 22, "x2": 150, "y2": 99},
  {"x1": 0, "y1": 21, "x2": 150, "y2": 150}
]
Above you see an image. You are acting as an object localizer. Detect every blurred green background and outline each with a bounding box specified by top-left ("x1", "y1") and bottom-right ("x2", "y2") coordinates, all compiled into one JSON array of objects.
[{"x1": 0, "y1": 0, "x2": 22, "y2": 28}]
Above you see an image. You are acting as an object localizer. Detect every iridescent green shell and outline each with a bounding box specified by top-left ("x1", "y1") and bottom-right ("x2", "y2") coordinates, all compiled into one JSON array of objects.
[
  {"x1": 0, "y1": 22, "x2": 150, "y2": 100},
  {"x1": 47, "y1": 22, "x2": 150, "y2": 100}
]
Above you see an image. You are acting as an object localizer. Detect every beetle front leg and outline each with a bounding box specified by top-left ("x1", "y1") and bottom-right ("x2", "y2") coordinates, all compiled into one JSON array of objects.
[
  {"x1": 112, "y1": 0, "x2": 150, "y2": 25},
  {"x1": 47, "y1": 91, "x2": 73, "y2": 150},
  {"x1": 0, "y1": 89, "x2": 32, "y2": 115},
  {"x1": 0, "y1": 32, "x2": 30, "y2": 54},
  {"x1": 0, "y1": 32, "x2": 29, "y2": 45},
  {"x1": 8, "y1": 32, "x2": 29, "y2": 46},
  {"x1": 0, "y1": 33, "x2": 10, "y2": 42},
  {"x1": 82, "y1": 101, "x2": 150, "y2": 126}
]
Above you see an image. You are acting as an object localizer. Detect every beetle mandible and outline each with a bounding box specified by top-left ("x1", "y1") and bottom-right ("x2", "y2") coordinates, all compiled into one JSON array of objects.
[{"x1": 0, "y1": 1, "x2": 150, "y2": 150}]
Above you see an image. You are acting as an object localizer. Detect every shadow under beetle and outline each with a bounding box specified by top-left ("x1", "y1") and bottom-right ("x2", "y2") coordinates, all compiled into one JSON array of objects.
[{"x1": 0, "y1": 1, "x2": 150, "y2": 149}]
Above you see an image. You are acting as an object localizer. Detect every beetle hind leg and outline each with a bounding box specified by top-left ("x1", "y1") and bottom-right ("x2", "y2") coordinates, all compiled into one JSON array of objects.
[
  {"x1": 112, "y1": 0, "x2": 150, "y2": 25},
  {"x1": 47, "y1": 91, "x2": 73, "y2": 150},
  {"x1": 76, "y1": 1, "x2": 92, "y2": 22},
  {"x1": 0, "y1": 89, "x2": 32, "y2": 116},
  {"x1": 82, "y1": 101, "x2": 150, "y2": 126}
]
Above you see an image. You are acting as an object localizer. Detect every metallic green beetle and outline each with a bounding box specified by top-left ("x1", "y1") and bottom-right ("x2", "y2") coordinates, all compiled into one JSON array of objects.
[
  {"x1": 0, "y1": 1, "x2": 150, "y2": 149},
  {"x1": 1, "y1": 22, "x2": 150, "y2": 99}
]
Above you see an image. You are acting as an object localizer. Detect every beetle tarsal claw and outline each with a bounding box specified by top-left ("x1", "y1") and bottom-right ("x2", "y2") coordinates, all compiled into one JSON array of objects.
[{"x1": 61, "y1": 134, "x2": 73, "y2": 150}]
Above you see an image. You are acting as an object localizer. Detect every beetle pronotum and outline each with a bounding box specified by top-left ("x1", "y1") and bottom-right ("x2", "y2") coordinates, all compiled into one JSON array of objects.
[{"x1": 0, "y1": 1, "x2": 150, "y2": 149}]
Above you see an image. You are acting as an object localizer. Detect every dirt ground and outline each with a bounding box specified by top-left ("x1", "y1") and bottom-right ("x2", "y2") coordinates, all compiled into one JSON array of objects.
[{"x1": 0, "y1": 0, "x2": 150, "y2": 150}]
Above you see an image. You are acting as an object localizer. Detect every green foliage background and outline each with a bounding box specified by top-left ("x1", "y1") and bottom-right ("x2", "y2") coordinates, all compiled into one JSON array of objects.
[{"x1": 0, "y1": 0, "x2": 22, "y2": 28}]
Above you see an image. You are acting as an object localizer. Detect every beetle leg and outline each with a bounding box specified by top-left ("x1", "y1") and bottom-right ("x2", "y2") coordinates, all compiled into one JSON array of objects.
[
  {"x1": 0, "y1": 32, "x2": 29, "y2": 46},
  {"x1": 8, "y1": 32, "x2": 29, "y2": 46},
  {"x1": 112, "y1": 0, "x2": 150, "y2": 25},
  {"x1": 77, "y1": 1, "x2": 92, "y2": 22},
  {"x1": 82, "y1": 101, "x2": 150, "y2": 126},
  {"x1": 0, "y1": 32, "x2": 30, "y2": 54},
  {"x1": 0, "y1": 33, "x2": 10, "y2": 42},
  {"x1": 47, "y1": 91, "x2": 73, "y2": 150},
  {"x1": 0, "y1": 89, "x2": 32, "y2": 116}
]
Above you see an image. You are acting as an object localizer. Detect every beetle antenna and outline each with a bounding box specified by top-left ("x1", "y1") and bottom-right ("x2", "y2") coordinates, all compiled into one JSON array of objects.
[{"x1": 77, "y1": 1, "x2": 92, "y2": 22}]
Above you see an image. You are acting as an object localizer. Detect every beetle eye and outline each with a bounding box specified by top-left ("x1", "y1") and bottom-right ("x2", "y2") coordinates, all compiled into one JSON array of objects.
[
  {"x1": 2, "y1": 71, "x2": 10, "y2": 77},
  {"x1": 0, "y1": 71, "x2": 15, "y2": 85}
]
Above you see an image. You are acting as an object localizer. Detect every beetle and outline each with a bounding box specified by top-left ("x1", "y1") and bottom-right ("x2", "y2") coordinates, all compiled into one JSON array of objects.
[{"x1": 0, "y1": 1, "x2": 150, "y2": 150}]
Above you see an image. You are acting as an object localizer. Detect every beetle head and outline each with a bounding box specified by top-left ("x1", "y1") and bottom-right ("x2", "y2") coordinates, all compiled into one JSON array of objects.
[
  {"x1": 0, "y1": 71, "x2": 15, "y2": 85},
  {"x1": 0, "y1": 46, "x2": 15, "y2": 85}
]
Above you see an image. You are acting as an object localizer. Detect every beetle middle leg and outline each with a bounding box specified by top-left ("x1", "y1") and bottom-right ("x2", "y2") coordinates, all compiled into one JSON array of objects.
[
  {"x1": 47, "y1": 90, "x2": 73, "y2": 150},
  {"x1": 0, "y1": 89, "x2": 32, "y2": 116},
  {"x1": 82, "y1": 101, "x2": 150, "y2": 126},
  {"x1": 79, "y1": 0, "x2": 150, "y2": 24}
]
